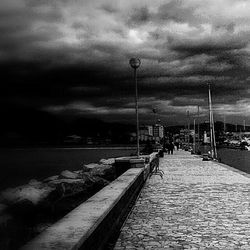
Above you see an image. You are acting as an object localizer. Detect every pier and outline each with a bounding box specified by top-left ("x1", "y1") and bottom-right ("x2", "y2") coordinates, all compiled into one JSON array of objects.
[
  {"x1": 19, "y1": 150, "x2": 250, "y2": 249},
  {"x1": 114, "y1": 150, "x2": 250, "y2": 249}
]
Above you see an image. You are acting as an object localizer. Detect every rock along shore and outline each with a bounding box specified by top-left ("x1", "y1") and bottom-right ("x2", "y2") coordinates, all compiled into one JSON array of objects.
[{"x1": 0, "y1": 157, "x2": 116, "y2": 249}]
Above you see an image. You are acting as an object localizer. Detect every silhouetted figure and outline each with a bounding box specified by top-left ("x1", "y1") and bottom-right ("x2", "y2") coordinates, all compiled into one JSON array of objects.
[
  {"x1": 165, "y1": 141, "x2": 170, "y2": 154},
  {"x1": 175, "y1": 141, "x2": 179, "y2": 150},
  {"x1": 169, "y1": 142, "x2": 175, "y2": 154}
]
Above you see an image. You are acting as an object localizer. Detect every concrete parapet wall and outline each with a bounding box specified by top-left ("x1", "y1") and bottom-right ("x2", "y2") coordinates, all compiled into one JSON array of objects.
[
  {"x1": 144, "y1": 153, "x2": 159, "y2": 180},
  {"x1": 21, "y1": 153, "x2": 158, "y2": 250},
  {"x1": 114, "y1": 152, "x2": 158, "y2": 178}
]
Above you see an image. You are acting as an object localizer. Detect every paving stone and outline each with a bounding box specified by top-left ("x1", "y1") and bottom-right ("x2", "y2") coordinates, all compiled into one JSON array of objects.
[{"x1": 113, "y1": 150, "x2": 250, "y2": 249}]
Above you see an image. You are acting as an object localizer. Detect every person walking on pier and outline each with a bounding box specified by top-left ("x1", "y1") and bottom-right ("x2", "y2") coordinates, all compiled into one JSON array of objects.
[
  {"x1": 165, "y1": 141, "x2": 170, "y2": 154},
  {"x1": 175, "y1": 141, "x2": 179, "y2": 150},
  {"x1": 169, "y1": 142, "x2": 174, "y2": 154}
]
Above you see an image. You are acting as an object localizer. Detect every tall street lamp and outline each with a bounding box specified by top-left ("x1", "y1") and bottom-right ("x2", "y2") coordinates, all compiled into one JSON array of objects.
[{"x1": 129, "y1": 58, "x2": 141, "y2": 158}]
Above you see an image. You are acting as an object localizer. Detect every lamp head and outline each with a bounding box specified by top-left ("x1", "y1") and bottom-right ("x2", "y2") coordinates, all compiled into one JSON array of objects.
[{"x1": 129, "y1": 58, "x2": 141, "y2": 69}]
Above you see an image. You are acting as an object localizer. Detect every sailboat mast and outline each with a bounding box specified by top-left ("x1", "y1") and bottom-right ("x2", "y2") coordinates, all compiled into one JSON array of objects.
[
  {"x1": 208, "y1": 84, "x2": 217, "y2": 159},
  {"x1": 211, "y1": 105, "x2": 217, "y2": 159},
  {"x1": 224, "y1": 116, "x2": 226, "y2": 133},
  {"x1": 208, "y1": 84, "x2": 214, "y2": 158}
]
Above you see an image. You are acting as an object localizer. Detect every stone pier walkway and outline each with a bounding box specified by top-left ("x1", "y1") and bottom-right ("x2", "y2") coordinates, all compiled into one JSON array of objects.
[{"x1": 114, "y1": 150, "x2": 250, "y2": 249}]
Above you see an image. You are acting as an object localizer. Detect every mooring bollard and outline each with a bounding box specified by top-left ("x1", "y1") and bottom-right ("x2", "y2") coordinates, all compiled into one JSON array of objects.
[
  {"x1": 159, "y1": 149, "x2": 164, "y2": 157},
  {"x1": 202, "y1": 154, "x2": 210, "y2": 161}
]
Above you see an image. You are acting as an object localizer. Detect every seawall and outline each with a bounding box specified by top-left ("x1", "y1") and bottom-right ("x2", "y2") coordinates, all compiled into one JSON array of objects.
[{"x1": 20, "y1": 153, "x2": 159, "y2": 250}]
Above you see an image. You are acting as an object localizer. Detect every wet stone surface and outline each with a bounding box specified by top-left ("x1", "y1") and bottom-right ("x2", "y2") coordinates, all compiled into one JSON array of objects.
[{"x1": 114, "y1": 150, "x2": 250, "y2": 249}]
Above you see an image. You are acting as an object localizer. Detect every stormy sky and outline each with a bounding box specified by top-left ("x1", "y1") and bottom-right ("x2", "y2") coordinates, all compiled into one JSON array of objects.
[{"x1": 1, "y1": 0, "x2": 250, "y2": 126}]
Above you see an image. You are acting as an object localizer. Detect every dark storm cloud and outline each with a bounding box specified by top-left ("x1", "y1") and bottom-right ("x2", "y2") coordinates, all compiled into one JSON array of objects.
[
  {"x1": 127, "y1": 6, "x2": 151, "y2": 26},
  {"x1": 1, "y1": 0, "x2": 250, "y2": 125},
  {"x1": 0, "y1": 4, "x2": 63, "y2": 31},
  {"x1": 214, "y1": 22, "x2": 235, "y2": 33},
  {"x1": 0, "y1": 0, "x2": 64, "y2": 62},
  {"x1": 157, "y1": 0, "x2": 197, "y2": 24},
  {"x1": 126, "y1": 1, "x2": 198, "y2": 27},
  {"x1": 101, "y1": 2, "x2": 119, "y2": 14},
  {"x1": 167, "y1": 33, "x2": 249, "y2": 55}
]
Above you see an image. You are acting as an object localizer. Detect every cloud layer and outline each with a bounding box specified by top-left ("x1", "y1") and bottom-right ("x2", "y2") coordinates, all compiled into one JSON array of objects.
[{"x1": 1, "y1": 0, "x2": 250, "y2": 125}]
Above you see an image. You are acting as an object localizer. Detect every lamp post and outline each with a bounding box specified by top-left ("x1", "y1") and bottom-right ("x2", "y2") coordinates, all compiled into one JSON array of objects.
[
  {"x1": 193, "y1": 118, "x2": 196, "y2": 152},
  {"x1": 129, "y1": 58, "x2": 141, "y2": 158},
  {"x1": 187, "y1": 110, "x2": 190, "y2": 148},
  {"x1": 197, "y1": 105, "x2": 200, "y2": 153}
]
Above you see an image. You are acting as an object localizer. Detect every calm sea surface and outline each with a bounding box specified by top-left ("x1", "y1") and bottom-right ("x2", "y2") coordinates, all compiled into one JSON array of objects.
[
  {"x1": 217, "y1": 148, "x2": 250, "y2": 174},
  {"x1": 0, "y1": 147, "x2": 136, "y2": 190},
  {"x1": 199, "y1": 145, "x2": 250, "y2": 174},
  {"x1": 0, "y1": 147, "x2": 249, "y2": 191}
]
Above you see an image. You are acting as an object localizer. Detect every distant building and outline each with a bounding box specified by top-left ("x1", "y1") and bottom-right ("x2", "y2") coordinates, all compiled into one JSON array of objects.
[
  {"x1": 130, "y1": 124, "x2": 164, "y2": 143},
  {"x1": 86, "y1": 137, "x2": 93, "y2": 145},
  {"x1": 204, "y1": 131, "x2": 210, "y2": 143},
  {"x1": 180, "y1": 129, "x2": 189, "y2": 143},
  {"x1": 153, "y1": 124, "x2": 164, "y2": 142},
  {"x1": 64, "y1": 135, "x2": 82, "y2": 144},
  {"x1": 148, "y1": 125, "x2": 153, "y2": 136},
  {"x1": 139, "y1": 125, "x2": 154, "y2": 142}
]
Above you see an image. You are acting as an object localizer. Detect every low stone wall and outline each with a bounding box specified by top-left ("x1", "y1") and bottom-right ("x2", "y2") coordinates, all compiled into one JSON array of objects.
[
  {"x1": 114, "y1": 152, "x2": 158, "y2": 180},
  {"x1": 21, "y1": 153, "x2": 158, "y2": 250}
]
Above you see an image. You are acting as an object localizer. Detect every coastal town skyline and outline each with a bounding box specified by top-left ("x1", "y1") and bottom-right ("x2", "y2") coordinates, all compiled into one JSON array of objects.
[{"x1": 1, "y1": 0, "x2": 250, "y2": 128}]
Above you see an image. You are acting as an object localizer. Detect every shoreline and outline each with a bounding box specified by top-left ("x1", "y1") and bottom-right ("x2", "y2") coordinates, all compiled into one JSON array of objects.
[
  {"x1": 6, "y1": 146, "x2": 138, "y2": 150},
  {"x1": 0, "y1": 144, "x2": 143, "y2": 150},
  {"x1": 0, "y1": 147, "x2": 138, "y2": 191}
]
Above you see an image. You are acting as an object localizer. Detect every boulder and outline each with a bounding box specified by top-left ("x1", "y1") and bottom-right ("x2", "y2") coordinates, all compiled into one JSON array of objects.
[
  {"x1": 0, "y1": 184, "x2": 55, "y2": 206},
  {"x1": 48, "y1": 179, "x2": 86, "y2": 196},
  {"x1": 89, "y1": 164, "x2": 116, "y2": 181},
  {"x1": 84, "y1": 172, "x2": 108, "y2": 183},
  {"x1": 80, "y1": 165, "x2": 91, "y2": 172},
  {"x1": 59, "y1": 170, "x2": 79, "y2": 179},
  {"x1": 46, "y1": 176, "x2": 108, "y2": 215},
  {"x1": 99, "y1": 158, "x2": 115, "y2": 165},
  {"x1": 73, "y1": 170, "x2": 81, "y2": 174},
  {"x1": 43, "y1": 175, "x2": 59, "y2": 182},
  {"x1": 8, "y1": 199, "x2": 35, "y2": 216},
  {"x1": 37, "y1": 185, "x2": 65, "y2": 208},
  {"x1": 82, "y1": 173, "x2": 109, "y2": 190},
  {"x1": 28, "y1": 179, "x2": 42, "y2": 187},
  {"x1": 84, "y1": 163, "x2": 100, "y2": 169}
]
